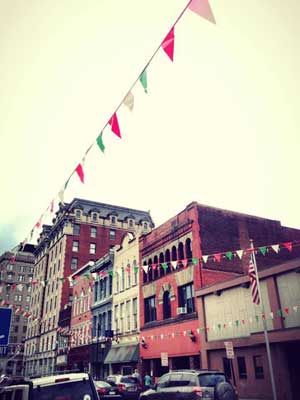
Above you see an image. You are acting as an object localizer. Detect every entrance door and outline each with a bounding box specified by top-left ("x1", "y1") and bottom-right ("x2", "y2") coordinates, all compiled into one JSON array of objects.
[{"x1": 285, "y1": 342, "x2": 300, "y2": 400}]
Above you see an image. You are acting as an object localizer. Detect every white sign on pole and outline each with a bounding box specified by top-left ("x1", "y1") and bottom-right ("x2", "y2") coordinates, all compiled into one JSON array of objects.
[
  {"x1": 161, "y1": 352, "x2": 168, "y2": 366},
  {"x1": 224, "y1": 341, "x2": 235, "y2": 359}
]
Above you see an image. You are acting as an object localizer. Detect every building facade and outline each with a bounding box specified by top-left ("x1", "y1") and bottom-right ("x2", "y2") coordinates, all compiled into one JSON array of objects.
[
  {"x1": 0, "y1": 244, "x2": 35, "y2": 376},
  {"x1": 104, "y1": 233, "x2": 140, "y2": 375},
  {"x1": 56, "y1": 305, "x2": 72, "y2": 371},
  {"x1": 196, "y1": 258, "x2": 300, "y2": 400},
  {"x1": 139, "y1": 202, "x2": 300, "y2": 382},
  {"x1": 24, "y1": 198, "x2": 153, "y2": 376}
]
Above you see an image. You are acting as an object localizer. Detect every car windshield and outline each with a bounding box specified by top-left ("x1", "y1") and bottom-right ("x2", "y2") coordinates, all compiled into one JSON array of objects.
[
  {"x1": 31, "y1": 380, "x2": 95, "y2": 400},
  {"x1": 198, "y1": 374, "x2": 226, "y2": 387},
  {"x1": 120, "y1": 377, "x2": 139, "y2": 384},
  {"x1": 95, "y1": 381, "x2": 111, "y2": 388}
]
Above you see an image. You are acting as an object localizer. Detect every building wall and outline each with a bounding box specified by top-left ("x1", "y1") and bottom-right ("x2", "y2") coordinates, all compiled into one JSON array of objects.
[{"x1": 277, "y1": 271, "x2": 300, "y2": 328}]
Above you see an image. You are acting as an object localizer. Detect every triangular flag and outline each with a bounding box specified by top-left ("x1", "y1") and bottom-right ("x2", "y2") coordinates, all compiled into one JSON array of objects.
[
  {"x1": 236, "y1": 250, "x2": 243, "y2": 259},
  {"x1": 283, "y1": 242, "x2": 292, "y2": 252},
  {"x1": 96, "y1": 132, "x2": 105, "y2": 153},
  {"x1": 161, "y1": 262, "x2": 168, "y2": 271},
  {"x1": 269, "y1": 312, "x2": 274, "y2": 319},
  {"x1": 188, "y1": 0, "x2": 216, "y2": 24},
  {"x1": 259, "y1": 246, "x2": 267, "y2": 256},
  {"x1": 226, "y1": 251, "x2": 233, "y2": 260},
  {"x1": 202, "y1": 255, "x2": 208, "y2": 263},
  {"x1": 123, "y1": 91, "x2": 134, "y2": 111},
  {"x1": 171, "y1": 261, "x2": 177, "y2": 270},
  {"x1": 293, "y1": 306, "x2": 298, "y2": 313},
  {"x1": 162, "y1": 27, "x2": 175, "y2": 61},
  {"x1": 284, "y1": 308, "x2": 289, "y2": 315},
  {"x1": 192, "y1": 258, "x2": 198, "y2": 265},
  {"x1": 108, "y1": 113, "x2": 121, "y2": 138},
  {"x1": 139, "y1": 69, "x2": 148, "y2": 93},
  {"x1": 58, "y1": 178, "x2": 70, "y2": 205},
  {"x1": 50, "y1": 199, "x2": 54, "y2": 213},
  {"x1": 181, "y1": 259, "x2": 188, "y2": 268},
  {"x1": 75, "y1": 163, "x2": 85, "y2": 184},
  {"x1": 214, "y1": 253, "x2": 221, "y2": 263},
  {"x1": 142, "y1": 264, "x2": 149, "y2": 274},
  {"x1": 271, "y1": 244, "x2": 279, "y2": 253}
]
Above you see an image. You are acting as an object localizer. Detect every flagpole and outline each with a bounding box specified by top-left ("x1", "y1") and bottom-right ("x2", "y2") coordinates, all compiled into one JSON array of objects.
[{"x1": 250, "y1": 240, "x2": 277, "y2": 400}]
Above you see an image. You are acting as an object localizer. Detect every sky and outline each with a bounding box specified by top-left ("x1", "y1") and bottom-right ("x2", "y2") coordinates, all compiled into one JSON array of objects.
[{"x1": 0, "y1": 0, "x2": 299, "y2": 254}]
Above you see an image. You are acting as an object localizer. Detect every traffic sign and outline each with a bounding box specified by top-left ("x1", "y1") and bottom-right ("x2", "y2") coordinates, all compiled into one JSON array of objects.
[
  {"x1": 0, "y1": 307, "x2": 12, "y2": 346},
  {"x1": 161, "y1": 352, "x2": 168, "y2": 367},
  {"x1": 224, "y1": 341, "x2": 235, "y2": 359}
]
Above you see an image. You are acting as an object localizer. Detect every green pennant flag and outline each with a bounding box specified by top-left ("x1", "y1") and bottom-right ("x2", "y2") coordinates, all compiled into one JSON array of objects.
[
  {"x1": 108, "y1": 270, "x2": 114, "y2": 276},
  {"x1": 259, "y1": 246, "x2": 267, "y2": 256},
  {"x1": 217, "y1": 324, "x2": 221, "y2": 330},
  {"x1": 226, "y1": 252, "x2": 233, "y2": 260},
  {"x1": 192, "y1": 258, "x2": 198, "y2": 265},
  {"x1": 276, "y1": 309, "x2": 282, "y2": 317},
  {"x1": 161, "y1": 262, "x2": 168, "y2": 271},
  {"x1": 255, "y1": 315, "x2": 259, "y2": 322},
  {"x1": 83, "y1": 273, "x2": 90, "y2": 280},
  {"x1": 96, "y1": 133, "x2": 105, "y2": 153},
  {"x1": 235, "y1": 320, "x2": 239, "y2": 326},
  {"x1": 134, "y1": 266, "x2": 139, "y2": 274},
  {"x1": 139, "y1": 69, "x2": 148, "y2": 93}
]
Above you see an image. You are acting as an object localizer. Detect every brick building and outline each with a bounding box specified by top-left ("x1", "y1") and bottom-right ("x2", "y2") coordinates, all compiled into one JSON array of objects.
[
  {"x1": 0, "y1": 244, "x2": 35, "y2": 376},
  {"x1": 196, "y1": 257, "x2": 300, "y2": 400},
  {"x1": 139, "y1": 202, "x2": 300, "y2": 381},
  {"x1": 24, "y1": 198, "x2": 153, "y2": 376}
]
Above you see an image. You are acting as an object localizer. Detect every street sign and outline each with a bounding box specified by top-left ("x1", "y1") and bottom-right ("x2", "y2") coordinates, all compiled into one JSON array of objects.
[
  {"x1": 161, "y1": 352, "x2": 168, "y2": 367},
  {"x1": 0, "y1": 307, "x2": 12, "y2": 346},
  {"x1": 224, "y1": 341, "x2": 235, "y2": 359}
]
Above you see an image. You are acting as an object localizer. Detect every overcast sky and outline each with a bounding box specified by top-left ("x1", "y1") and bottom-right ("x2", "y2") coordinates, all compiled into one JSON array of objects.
[{"x1": 1, "y1": 0, "x2": 299, "y2": 254}]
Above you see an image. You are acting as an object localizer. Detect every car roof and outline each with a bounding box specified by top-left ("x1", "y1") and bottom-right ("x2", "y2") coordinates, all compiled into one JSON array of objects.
[{"x1": 31, "y1": 373, "x2": 89, "y2": 387}]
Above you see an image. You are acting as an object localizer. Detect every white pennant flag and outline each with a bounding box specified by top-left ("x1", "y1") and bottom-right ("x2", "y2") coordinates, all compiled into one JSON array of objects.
[
  {"x1": 202, "y1": 255, "x2": 208, "y2": 263},
  {"x1": 269, "y1": 312, "x2": 274, "y2": 319},
  {"x1": 293, "y1": 306, "x2": 298, "y2": 313},
  {"x1": 123, "y1": 91, "x2": 134, "y2": 111},
  {"x1": 236, "y1": 250, "x2": 243, "y2": 259},
  {"x1": 171, "y1": 261, "x2": 177, "y2": 270},
  {"x1": 271, "y1": 244, "x2": 279, "y2": 253},
  {"x1": 142, "y1": 264, "x2": 149, "y2": 274}
]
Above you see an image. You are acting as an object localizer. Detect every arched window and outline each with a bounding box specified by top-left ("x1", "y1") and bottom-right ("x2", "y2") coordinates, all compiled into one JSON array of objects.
[
  {"x1": 178, "y1": 242, "x2": 184, "y2": 268},
  {"x1": 165, "y1": 249, "x2": 171, "y2": 274},
  {"x1": 163, "y1": 291, "x2": 171, "y2": 319},
  {"x1": 171, "y1": 246, "x2": 177, "y2": 261},
  {"x1": 159, "y1": 252, "x2": 165, "y2": 275},
  {"x1": 148, "y1": 259, "x2": 153, "y2": 282},
  {"x1": 153, "y1": 255, "x2": 159, "y2": 280},
  {"x1": 185, "y1": 238, "x2": 192, "y2": 262},
  {"x1": 143, "y1": 261, "x2": 148, "y2": 284}
]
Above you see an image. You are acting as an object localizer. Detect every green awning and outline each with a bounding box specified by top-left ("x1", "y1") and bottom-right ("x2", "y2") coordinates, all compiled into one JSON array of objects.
[{"x1": 104, "y1": 344, "x2": 139, "y2": 364}]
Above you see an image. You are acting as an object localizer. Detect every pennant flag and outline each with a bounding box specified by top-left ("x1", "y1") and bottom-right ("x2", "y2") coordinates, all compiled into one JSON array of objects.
[
  {"x1": 271, "y1": 244, "x2": 279, "y2": 253},
  {"x1": 202, "y1": 255, "x2": 208, "y2": 263},
  {"x1": 181, "y1": 259, "x2": 188, "y2": 268},
  {"x1": 139, "y1": 69, "x2": 148, "y2": 93},
  {"x1": 96, "y1": 133, "x2": 105, "y2": 153},
  {"x1": 171, "y1": 261, "x2": 177, "y2": 270},
  {"x1": 50, "y1": 199, "x2": 54, "y2": 213},
  {"x1": 142, "y1": 264, "x2": 149, "y2": 274},
  {"x1": 226, "y1": 251, "x2": 233, "y2": 260},
  {"x1": 236, "y1": 250, "x2": 243, "y2": 259},
  {"x1": 188, "y1": 0, "x2": 216, "y2": 24},
  {"x1": 283, "y1": 242, "x2": 292, "y2": 252},
  {"x1": 214, "y1": 253, "x2": 221, "y2": 263},
  {"x1": 108, "y1": 113, "x2": 121, "y2": 138},
  {"x1": 161, "y1": 262, "x2": 168, "y2": 271},
  {"x1": 134, "y1": 265, "x2": 139, "y2": 274},
  {"x1": 75, "y1": 163, "x2": 85, "y2": 184},
  {"x1": 276, "y1": 309, "x2": 282, "y2": 317},
  {"x1": 35, "y1": 217, "x2": 42, "y2": 229},
  {"x1": 284, "y1": 308, "x2": 289, "y2": 315},
  {"x1": 259, "y1": 246, "x2": 267, "y2": 256},
  {"x1": 269, "y1": 312, "x2": 274, "y2": 319},
  {"x1": 123, "y1": 91, "x2": 134, "y2": 111},
  {"x1": 248, "y1": 255, "x2": 260, "y2": 305},
  {"x1": 9, "y1": 255, "x2": 16, "y2": 263},
  {"x1": 108, "y1": 270, "x2": 114, "y2": 276},
  {"x1": 162, "y1": 27, "x2": 175, "y2": 61},
  {"x1": 293, "y1": 306, "x2": 298, "y2": 313},
  {"x1": 192, "y1": 258, "x2": 198, "y2": 265},
  {"x1": 58, "y1": 178, "x2": 70, "y2": 205}
]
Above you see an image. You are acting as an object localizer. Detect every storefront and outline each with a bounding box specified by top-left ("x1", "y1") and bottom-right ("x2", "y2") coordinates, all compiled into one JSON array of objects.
[{"x1": 104, "y1": 343, "x2": 139, "y2": 375}]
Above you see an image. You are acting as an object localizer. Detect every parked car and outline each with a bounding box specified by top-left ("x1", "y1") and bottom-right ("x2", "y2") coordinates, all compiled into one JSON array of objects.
[
  {"x1": 138, "y1": 369, "x2": 238, "y2": 400},
  {"x1": 0, "y1": 372, "x2": 99, "y2": 400},
  {"x1": 94, "y1": 380, "x2": 122, "y2": 399},
  {"x1": 106, "y1": 375, "x2": 143, "y2": 400}
]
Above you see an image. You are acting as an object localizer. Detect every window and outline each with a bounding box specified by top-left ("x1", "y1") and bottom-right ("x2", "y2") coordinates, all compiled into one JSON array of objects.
[
  {"x1": 73, "y1": 224, "x2": 80, "y2": 235},
  {"x1": 109, "y1": 230, "x2": 116, "y2": 240},
  {"x1": 92, "y1": 213, "x2": 97, "y2": 222},
  {"x1": 28, "y1": 275, "x2": 33, "y2": 282},
  {"x1": 14, "y1": 295, "x2": 22, "y2": 302},
  {"x1": 29, "y1": 267, "x2": 34, "y2": 273},
  {"x1": 126, "y1": 300, "x2": 130, "y2": 331},
  {"x1": 26, "y1": 295, "x2": 30, "y2": 302},
  {"x1": 27, "y1": 285, "x2": 32, "y2": 292},
  {"x1": 120, "y1": 303, "x2": 124, "y2": 333},
  {"x1": 75, "y1": 210, "x2": 81, "y2": 219},
  {"x1": 144, "y1": 296, "x2": 157, "y2": 323},
  {"x1": 19, "y1": 266, "x2": 26, "y2": 272},
  {"x1": 114, "y1": 305, "x2": 119, "y2": 333},
  {"x1": 253, "y1": 355, "x2": 264, "y2": 379},
  {"x1": 17, "y1": 275, "x2": 25, "y2": 282},
  {"x1": 129, "y1": 220, "x2": 133, "y2": 228},
  {"x1": 237, "y1": 356, "x2": 247, "y2": 379},
  {"x1": 178, "y1": 283, "x2": 195, "y2": 313},
  {"x1": 127, "y1": 265, "x2": 131, "y2": 288},
  {"x1": 132, "y1": 298, "x2": 137, "y2": 330},
  {"x1": 133, "y1": 260, "x2": 138, "y2": 286},
  {"x1": 143, "y1": 222, "x2": 148, "y2": 230},
  {"x1": 23, "y1": 326, "x2": 27, "y2": 333},
  {"x1": 121, "y1": 268, "x2": 125, "y2": 291},
  {"x1": 14, "y1": 325, "x2": 19, "y2": 333},
  {"x1": 90, "y1": 227, "x2": 97, "y2": 238},
  {"x1": 72, "y1": 241, "x2": 79, "y2": 252},
  {"x1": 109, "y1": 275, "x2": 113, "y2": 295},
  {"x1": 163, "y1": 291, "x2": 171, "y2": 319},
  {"x1": 103, "y1": 277, "x2": 107, "y2": 298},
  {"x1": 111, "y1": 216, "x2": 116, "y2": 225},
  {"x1": 90, "y1": 243, "x2": 96, "y2": 254},
  {"x1": 223, "y1": 358, "x2": 231, "y2": 379},
  {"x1": 7, "y1": 264, "x2": 13, "y2": 271},
  {"x1": 71, "y1": 258, "x2": 78, "y2": 270},
  {"x1": 7, "y1": 274, "x2": 13, "y2": 281}
]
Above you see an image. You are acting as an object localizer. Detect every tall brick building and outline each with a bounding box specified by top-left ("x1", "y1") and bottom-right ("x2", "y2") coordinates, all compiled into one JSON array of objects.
[
  {"x1": 24, "y1": 198, "x2": 153, "y2": 376},
  {"x1": 0, "y1": 244, "x2": 35, "y2": 376},
  {"x1": 139, "y1": 202, "x2": 300, "y2": 380}
]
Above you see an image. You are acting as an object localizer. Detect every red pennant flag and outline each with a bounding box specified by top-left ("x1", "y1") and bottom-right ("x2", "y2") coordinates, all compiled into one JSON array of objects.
[
  {"x1": 152, "y1": 263, "x2": 157, "y2": 270},
  {"x1": 181, "y1": 259, "x2": 188, "y2": 268},
  {"x1": 109, "y1": 113, "x2": 122, "y2": 138},
  {"x1": 75, "y1": 163, "x2": 84, "y2": 183},
  {"x1": 189, "y1": 0, "x2": 216, "y2": 24},
  {"x1": 9, "y1": 255, "x2": 16, "y2": 263},
  {"x1": 284, "y1": 308, "x2": 289, "y2": 315},
  {"x1": 214, "y1": 253, "x2": 221, "y2": 263},
  {"x1": 162, "y1": 27, "x2": 175, "y2": 61},
  {"x1": 50, "y1": 199, "x2": 54, "y2": 213},
  {"x1": 35, "y1": 219, "x2": 41, "y2": 229},
  {"x1": 283, "y1": 242, "x2": 292, "y2": 252}
]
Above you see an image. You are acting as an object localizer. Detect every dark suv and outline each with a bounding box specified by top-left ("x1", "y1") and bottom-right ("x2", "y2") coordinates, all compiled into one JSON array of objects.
[
  {"x1": 139, "y1": 370, "x2": 238, "y2": 400},
  {"x1": 106, "y1": 375, "x2": 143, "y2": 400}
]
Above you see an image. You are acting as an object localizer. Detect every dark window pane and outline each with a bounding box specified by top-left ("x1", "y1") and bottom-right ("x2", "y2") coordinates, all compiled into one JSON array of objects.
[
  {"x1": 253, "y1": 355, "x2": 264, "y2": 379},
  {"x1": 237, "y1": 356, "x2": 247, "y2": 379}
]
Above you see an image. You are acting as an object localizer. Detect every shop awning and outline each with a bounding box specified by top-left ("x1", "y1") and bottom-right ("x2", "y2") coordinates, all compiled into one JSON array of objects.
[{"x1": 104, "y1": 344, "x2": 139, "y2": 364}]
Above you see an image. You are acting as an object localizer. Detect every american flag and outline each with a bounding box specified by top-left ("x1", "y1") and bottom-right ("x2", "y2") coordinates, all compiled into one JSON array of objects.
[{"x1": 248, "y1": 256, "x2": 260, "y2": 305}]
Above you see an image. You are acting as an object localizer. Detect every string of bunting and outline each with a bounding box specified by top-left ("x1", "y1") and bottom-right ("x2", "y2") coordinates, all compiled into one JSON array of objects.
[{"x1": 16, "y1": 0, "x2": 216, "y2": 251}]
